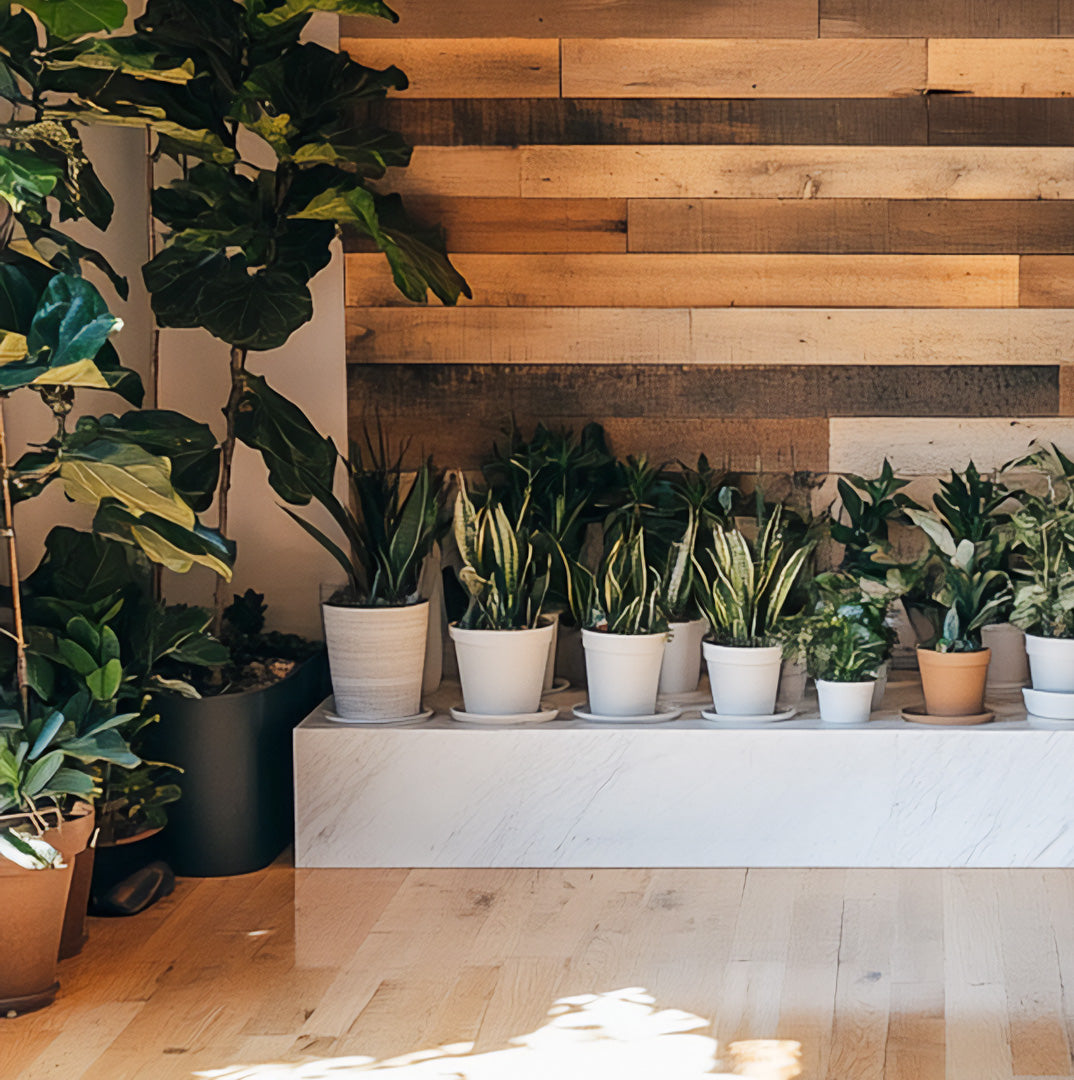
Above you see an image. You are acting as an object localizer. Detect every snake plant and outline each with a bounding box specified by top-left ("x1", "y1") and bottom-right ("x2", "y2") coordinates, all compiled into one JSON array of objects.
[
  {"x1": 453, "y1": 477, "x2": 549, "y2": 631},
  {"x1": 695, "y1": 506, "x2": 813, "y2": 646}
]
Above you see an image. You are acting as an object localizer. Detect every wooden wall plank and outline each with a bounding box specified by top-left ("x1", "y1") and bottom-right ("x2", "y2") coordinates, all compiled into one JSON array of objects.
[
  {"x1": 560, "y1": 39, "x2": 927, "y2": 99},
  {"x1": 343, "y1": 39, "x2": 560, "y2": 98},
  {"x1": 382, "y1": 147, "x2": 1074, "y2": 199},
  {"x1": 927, "y1": 97, "x2": 1074, "y2": 146},
  {"x1": 346, "y1": 252, "x2": 1020, "y2": 308},
  {"x1": 820, "y1": 0, "x2": 1064, "y2": 38},
  {"x1": 346, "y1": 307, "x2": 1074, "y2": 366},
  {"x1": 1061, "y1": 366, "x2": 1074, "y2": 414},
  {"x1": 342, "y1": 1, "x2": 822, "y2": 40},
  {"x1": 347, "y1": 363, "x2": 1056, "y2": 419},
  {"x1": 628, "y1": 199, "x2": 1074, "y2": 254},
  {"x1": 928, "y1": 40, "x2": 1074, "y2": 96},
  {"x1": 1020, "y1": 256, "x2": 1074, "y2": 305},
  {"x1": 359, "y1": 98, "x2": 929, "y2": 147}
]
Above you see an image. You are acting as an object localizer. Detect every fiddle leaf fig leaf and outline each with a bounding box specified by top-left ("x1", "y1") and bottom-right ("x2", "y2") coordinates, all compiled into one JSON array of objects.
[
  {"x1": 0, "y1": 145, "x2": 61, "y2": 213},
  {"x1": 45, "y1": 38, "x2": 197, "y2": 83},
  {"x1": 84, "y1": 657, "x2": 123, "y2": 702},
  {"x1": 252, "y1": 0, "x2": 398, "y2": 27},
  {"x1": 17, "y1": 0, "x2": 127, "y2": 39},
  {"x1": 17, "y1": 222, "x2": 129, "y2": 298}
]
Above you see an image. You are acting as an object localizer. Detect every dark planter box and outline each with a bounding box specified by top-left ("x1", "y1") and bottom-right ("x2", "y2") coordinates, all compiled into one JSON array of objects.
[{"x1": 147, "y1": 651, "x2": 329, "y2": 877}]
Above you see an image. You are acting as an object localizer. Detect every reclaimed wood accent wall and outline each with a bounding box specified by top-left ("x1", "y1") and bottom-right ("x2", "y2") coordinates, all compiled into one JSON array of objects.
[{"x1": 343, "y1": 2, "x2": 1074, "y2": 474}]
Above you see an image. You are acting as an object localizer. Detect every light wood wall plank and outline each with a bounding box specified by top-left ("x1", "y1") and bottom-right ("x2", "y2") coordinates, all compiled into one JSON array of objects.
[
  {"x1": 343, "y1": 1, "x2": 822, "y2": 39},
  {"x1": 382, "y1": 147, "x2": 1074, "y2": 199},
  {"x1": 343, "y1": 38, "x2": 560, "y2": 98},
  {"x1": 560, "y1": 39, "x2": 927, "y2": 98},
  {"x1": 929, "y1": 39, "x2": 1074, "y2": 95},
  {"x1": 1020, "y1": 256, "x2": 1074, "y2": 305},
  {"x1": 347, "y1": 252, "x2": 1020, "y2": 308},
  {"x1": 346, "y1": 307, "x2": 1074, "y2": 366},
  {"x1": 820, "y1": 0, "x2": 1065, "y2": 37}
]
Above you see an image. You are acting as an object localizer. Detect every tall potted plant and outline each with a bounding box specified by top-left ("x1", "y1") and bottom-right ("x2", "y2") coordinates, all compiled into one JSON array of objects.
[{"x1": 449, "y1": 478, "x2": 554, "y2": 720}]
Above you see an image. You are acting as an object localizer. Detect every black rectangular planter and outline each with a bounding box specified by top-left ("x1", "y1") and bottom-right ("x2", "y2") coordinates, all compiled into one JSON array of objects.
[{"x1": 148, "y1": 652, "x2": 329, "y2": 877}]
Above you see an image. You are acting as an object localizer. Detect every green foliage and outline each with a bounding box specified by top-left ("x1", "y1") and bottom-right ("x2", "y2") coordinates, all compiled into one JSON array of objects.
[
  {"x1": 694, "y1": 506, "x2": 813, "y2": 647},
  {"x1": 95, "y1": 761, "x2": 180, "y2": 844}
]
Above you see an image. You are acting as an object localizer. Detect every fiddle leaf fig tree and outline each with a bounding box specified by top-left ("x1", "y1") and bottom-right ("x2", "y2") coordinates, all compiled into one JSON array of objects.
[{"x1": 46, "y1": 0, "x2": 470, "y2": 627}]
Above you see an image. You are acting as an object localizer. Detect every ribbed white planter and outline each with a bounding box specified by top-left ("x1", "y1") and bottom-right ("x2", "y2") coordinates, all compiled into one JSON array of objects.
[
  {"x1": 1025, "y1": 634, "x2": 1074, "y2": 692},
  {"x1": 582, "y1": 629, "x2": 667, "y2": 717},
  {"x1": 658, "y1": 618, "x2": 707, "y2": 695},
  {"x1": 704, "y1": 643, "x2": 783, "y2": 716},
  {"x1": 982, "y1": 622, "x2": 1029, "y2": 689},
  {"x1": 871, "y1": 661, "x2": 890, "y2": 710},
  {"x1": 817, "y1": 679, "x2": 875, "y2": 724},
  {"x1": 450, "y1": 622, "x2": 555, "y2": 715},
  {"x1": 323, "y1": 600, "x2": 429, "y2": 720},
  {"x1": 539, "y1": 612, "x2": 561, "y2": 692}
]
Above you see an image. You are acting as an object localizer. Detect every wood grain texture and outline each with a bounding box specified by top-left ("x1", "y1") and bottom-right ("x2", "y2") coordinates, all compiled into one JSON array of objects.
[
  {"x1": 927, "y1": 97, "x2": 1074, "y2": 146},
  {"x1": 359, "y1": 97, "x2": 929, "y2": 146},
  {"x1": 820, "y1": 0, "x2": 1066, "y2": 37},
  {"x1": 342, "y1": 38, "x2": 560, "y2": 98},
  {"x1": 347, "y1": 252, "x2": 1020, "y2": 308},
  {"x1": 629, "y1": 199, "x2": 1074, "y2": 254},
  {"x1": 347, "y1": 307, "x2": 1074, "y2": 366},
  {"x1": 382, "y1": 147, "x2": 1074, "y2": 199},
  {"x1": 1062, "y1": 366, "x2": 1074, "y2": 414},
  {"x1": 342, "y1": 1, "x2": 822, "y2": 39},
  {"x1": 1020, "y1": 256, "x2": 1074, "y2": 305},
  {"x1": 929, "y1": 39, "x2": 1074, "y2": 95},
  {"x1": 560, "y1": 38, "x2": 927, "y2": 98}
]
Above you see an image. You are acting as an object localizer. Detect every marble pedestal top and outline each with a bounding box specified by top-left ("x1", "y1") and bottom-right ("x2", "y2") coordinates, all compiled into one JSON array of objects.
[{"x1": 293, "y1": 676, "x2": 1074, "y2": 868}]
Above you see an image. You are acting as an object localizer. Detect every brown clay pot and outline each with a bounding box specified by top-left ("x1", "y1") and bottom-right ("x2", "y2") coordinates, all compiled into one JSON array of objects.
[
  {"x1": 58, "y1": 840, "x2": 97, "y2": 961},
  {"x1": 917, "y1": 646, "x2": 991, "y2": 716},
  {"x1": 0, "y1": 802, "x2": 95, "y2": 1016}
]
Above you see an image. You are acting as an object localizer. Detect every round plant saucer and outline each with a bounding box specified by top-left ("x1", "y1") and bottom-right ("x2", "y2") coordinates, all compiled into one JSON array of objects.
[
  {"x1": 901, "y1": 704, "x2": 994, "y2": 726},
  {"x1": 1023, "y1": 687, "x2": 1074, "y2": 721},
  {"x1": 543, "y1": 677, "x2": 572, "y2": 695},
  {"x1": 325, "y1": 706, "x2": 433, "y2": 726},
  {"x1": 572, "y1": 703, "x2": 682, "y2": 724},
  {"x1": 700, "y1": 707, "x2": 797, "y2": 725},
  {"x1": 448, "y1": 705, "x2": 560, "y2": 726}
]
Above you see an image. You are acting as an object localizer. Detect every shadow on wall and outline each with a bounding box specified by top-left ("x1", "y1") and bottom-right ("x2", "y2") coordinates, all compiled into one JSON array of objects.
[{"x1": 194, "y1": 987, "x2": 800, "y2": 1078}]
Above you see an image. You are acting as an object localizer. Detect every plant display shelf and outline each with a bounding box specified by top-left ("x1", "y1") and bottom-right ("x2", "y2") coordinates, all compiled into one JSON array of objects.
[{"x1": 294, "y1": 675, "x2": 1070, "y2": 870}]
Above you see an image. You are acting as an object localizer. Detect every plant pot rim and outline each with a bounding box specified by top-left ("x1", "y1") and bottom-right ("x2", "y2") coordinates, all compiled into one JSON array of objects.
[
  {"x1": 100, "y1": 825, "x2": 164, "y2": 849},
  {"x1": 1025, "y1": 632, "x2": 1074, "y2": 643},
  {"x1": 450, "y1": 621, "x2": 553, "y2": 636},
  {"x1": 323, "y1": 597, "x2": 429, "y2": 611},
  {"x1": 189, "y1": 647, "x2": 326, "y2": 702},
  {"x1": 668, "y1": 616, "x2": 708, "y2": 628},
  {"x1": 917, "y1": 644, "x2": 991, "y2": 657},
  {"x1": 581, "y1": 627, "x2": 668, "y2": 640},
  {"x1": 704, "y1": 641, "x2": 782, "y2": 654},
  {"x1": 815, "y1": 677, "x2": 877, "y2": 687}
]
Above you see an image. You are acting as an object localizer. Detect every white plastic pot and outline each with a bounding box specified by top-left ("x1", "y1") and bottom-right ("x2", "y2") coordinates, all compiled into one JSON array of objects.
[
  {"x1": 776, "y1": 659, "x2": 807, "y2": 711},
  {"x1": 539, "y1": 612, "x2": 561, "y2": 693},
  {"x1": 658, "y1": 618, "x2": 707, "y2": 695},
  {"x1": 1026, "y1": 634, "x2": 1074, "y2": 692},
  {"x1": 323, "y1": 600, "x2": 429, "y2": 720},
  {"x1": 871, "y1": 661, "x2": 890, "y2": 711},
  {"x1": 816, "y1": 679, "x2": 875, "y2": 725},
  {"x1": 450, "y1": 622, "x2": 555, "y2": 715},
  {"x1": 703, "y1": 643, "x2": 783, "y2": 716},
  {"x1": 981, "y1": 623, "x2": 1029, "y2": 689},
  {"x1": 582, "y1": 629, "x2": 667, "y2": 717}
]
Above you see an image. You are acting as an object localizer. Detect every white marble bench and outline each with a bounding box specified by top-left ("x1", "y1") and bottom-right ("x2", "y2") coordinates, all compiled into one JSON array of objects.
[{"x1": 293, "y1": 676, "x2": 1074, "y2": 869}]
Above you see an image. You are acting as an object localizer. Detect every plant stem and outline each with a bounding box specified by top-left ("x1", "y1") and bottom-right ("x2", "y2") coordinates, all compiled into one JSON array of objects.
[
  {"x1": 212, "y1": 345, "x2": 247, "y2": 637},
  {"x1": 0, "y1": 397, "x2": 28, "y2": 721}
]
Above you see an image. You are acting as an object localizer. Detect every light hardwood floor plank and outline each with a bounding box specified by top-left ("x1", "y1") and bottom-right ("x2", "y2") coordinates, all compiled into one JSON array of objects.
[{"x1": 929, "y1": 39, "x2": 1074, "y2": 96}]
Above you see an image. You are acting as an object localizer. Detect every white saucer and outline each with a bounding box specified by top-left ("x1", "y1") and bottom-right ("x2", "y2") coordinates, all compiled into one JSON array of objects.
[
  {"x1": 325, "y1": 706, "x2": 433, "y2": 726},
  {"x1": 700, "y1": 707, "x2": 798, "y2": 724},
  {"x1": 572, "y1": 703, "x2": 682, "y2": 724},
  {"x1": 449, "y1": 705, "x2": 560, "y2": 726},
  {"x1": 543, "y1": 677, "x2": 572, "y2": 695}
]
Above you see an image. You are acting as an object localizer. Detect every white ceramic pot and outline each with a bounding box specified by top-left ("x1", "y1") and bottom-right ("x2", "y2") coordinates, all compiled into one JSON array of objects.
[
  {"x1": 1023, "y1": 633, "x2": 1073, "y2": 692},
  {"x1": 871, "y1": 661, "x2": 890, "y2": 710},
  {"x1": 703, "y1": 642, "x2": 783, "y2": 716},
  {"x1": 582, "y1": 629, "x2": 667, "y2": 717},
  {"x1": 1023, "y1": 686, "x2": 1074, "y2": 720},
  {"x1": 816, "y1": 679, "x2": 875, "y2": 724},
  {"x1": 658, "y1": 618, "x2": 707, "y2": 695},
  {"x1": 776, "y1": 659, "x2": 807, "y2": 711},
  {"x1": 450, "y1": 622, "x2": 555, "y2": 716},
  {"x1": 323, "y1": 600, "x2": 429, "y2": 720},
  {"x1": 539, "y1": 611, "x2": 561, "y2": 693},
  {"x1": 982, "y1": 622, "x2": 1029, "y2": 690}
]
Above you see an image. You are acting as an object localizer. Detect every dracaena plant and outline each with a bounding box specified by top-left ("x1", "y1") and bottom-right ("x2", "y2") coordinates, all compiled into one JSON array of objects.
[
  {"x1": 694, "y1": 505, "x2": 813, "y2": 647},
  {"x1": 453, "y1": 477, "x2": 549, "y2": 631},
  {"x1": 41, "y1": 0, "x2": 469, "y2": 627}
]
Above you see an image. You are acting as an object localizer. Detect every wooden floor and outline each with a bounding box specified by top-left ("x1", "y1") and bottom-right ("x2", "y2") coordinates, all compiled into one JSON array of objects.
[{"x1": 5, "y1": 864, "x2": 1074, "y2": 1079}]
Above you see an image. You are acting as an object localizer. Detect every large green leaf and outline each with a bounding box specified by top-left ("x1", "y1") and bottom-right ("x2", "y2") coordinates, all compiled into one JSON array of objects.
[
  {"x1": 24, "y1": 526, "x2": 146, "y2": 605},
  {"x1": 45, "y1": 38, "x2": 197, "y2": 83},
  {"x1": 18, "y1": 222, "x2": 129, "y2": 299},
  {"x1": 18, "y1": 0, "x2": 127, "y2": 38},
  {"x1": 252, "y1": 0, "x2": 398, "y2": 27},
  {"x1": 0, "y1": 145, "x2": 61, "y2": 213},
  {"x1": 0, "y1": 260, "x2": 51, "y2": 334}
]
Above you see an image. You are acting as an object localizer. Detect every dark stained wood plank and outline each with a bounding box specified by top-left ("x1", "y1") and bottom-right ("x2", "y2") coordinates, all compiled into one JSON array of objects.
[
  {"x1": 343, "y1": 1, "x2": 821, "y2": 39},
  {"x1": 820, "y1": 0, "x2": 1064, "y2": 37},
  {"x1": 629, "y1": 199, "x2": 1074, "y2": 254},
  {"x1": 359, "y1": 98, "x2": 928, "y2": 146},
  {"x1": 1020, "y1": 255, "x2": 1074, "y2": 305},
  {"x1": 346, "y1": 198, "x2": 628, "y2": 254},
  {"x1": 345, "y1": 364, "x2": 1058, "y2": 420},
  {"x1": 928, "y1": 97, "x2": 1074, "y2": 146}
]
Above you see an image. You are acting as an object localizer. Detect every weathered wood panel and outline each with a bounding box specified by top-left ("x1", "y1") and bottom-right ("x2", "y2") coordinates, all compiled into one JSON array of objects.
[
  {"x1": 342, "y1": 38, "x2": 560, "y2": 98},
  {"x1": 1020, "y1": 256, "x2": 1074, "y2": 305},
  {"x1": 628, "y1": 199, "x2": 1074, "y2": 254},
  {"x1": 820, "y1": 0, "x2": 1066, "y2": 37},
  {"x1": 359, "y1": 97, "x2": 929, "y2": 146},
  {"x1": 380, "y1": 147, "x2": 1074, "y2": 199},
  {"x1": 927, "y1": 97, "x2": 1074, "y2": 146},
  {"x1": 342, "y1": 1, "x2": 822, "y2": 39},
  {"x1": 928, "y1": 40, "x2": 1074, "y2": 96},
  {"x1": 560, "y1": 39, "x2": 927, "y2": 98},
  {"x1": 346, "y1": 252, "x2": 1020, "y2": 308},
  {"x1": 347, "y1": 307, "x2": 1074, "y2": 366}
]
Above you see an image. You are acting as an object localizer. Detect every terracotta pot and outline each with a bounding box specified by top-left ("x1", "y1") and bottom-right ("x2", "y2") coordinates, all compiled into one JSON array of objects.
[
  {"x1": 917, "y1": 647, "x2": 991, "y2": 716},
  {"x1": 0, "y1": 801, "x2": 95, "y2": 1015},
  {"x1": 58, "y1": 839, "x2": 97, "y2": 960}
]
